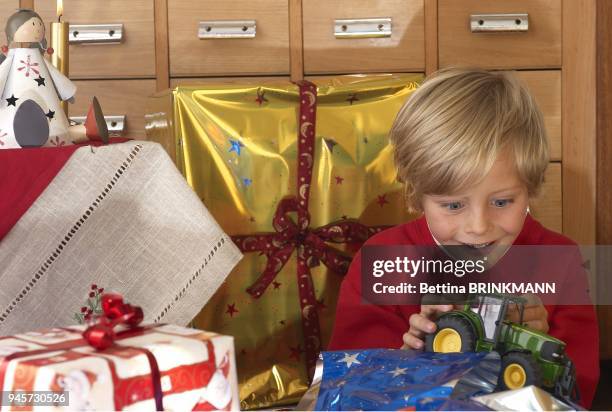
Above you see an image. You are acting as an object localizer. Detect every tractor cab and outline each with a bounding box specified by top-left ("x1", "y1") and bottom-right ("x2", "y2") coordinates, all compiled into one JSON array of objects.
[{"x1": 467, "y1": 294, "x2": 526, "y2": 349}]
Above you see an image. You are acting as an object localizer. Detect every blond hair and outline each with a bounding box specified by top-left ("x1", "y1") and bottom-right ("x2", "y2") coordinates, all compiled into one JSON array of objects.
[{"x1": 390, "y1": 67, "x2": 549, "y2": 212}]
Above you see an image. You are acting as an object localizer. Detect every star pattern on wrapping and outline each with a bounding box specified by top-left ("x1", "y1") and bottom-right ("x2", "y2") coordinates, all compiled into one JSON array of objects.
[
  {"x1": 346, "y1": 93, "x2": 359, "y2": 105},
  {"x1": 6, "y1": 95, "x2": 18, "y2": 106},
  {"x1": 46, "y1": 110, "x2": 55, "y2": 119},
  {"x1": 229, "y1": 139, "x2": 244, "y2": 155},
  {"x1": 272, "y1": 281, "x2": 281, "y2": 289},
  {"x1": 377, "y1": 194, "x2": 389, "y2": 207},
  {"x1": 389, "y1": 366, "x2": 408, "y2": 378},
  {"x1": 279, "y1": 320, "x2": 286, "y2": 325},
  {"x1": 225, "y1": 303, "x2": 239, "y2": 317},
  {"x1": 255, "y1": 89, "x2": 268, "y2": 106},
  {"x1": 289, "y1": 344, "x2": 304, "y2": 361},
  {"x1": 334, "y1": 176, "x2": 344, "y2": 185},
  {"x1": 363, "y1": 136, "x2": 369, "y2": 144},
  {"x1": 34, "y1": 75, "x2": 46, "y2": 86},
  {"x1": 243, "y1": 178, "x2": 253, "y2": 187},
  {"x1": 338, "y1": 352, "x2": 361, "y2": 368}
]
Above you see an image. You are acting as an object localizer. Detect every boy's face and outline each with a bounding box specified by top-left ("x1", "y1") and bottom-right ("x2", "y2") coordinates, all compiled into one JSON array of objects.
[{"x1": 421, "y1": 150, "x2": 529, "y2": 263}]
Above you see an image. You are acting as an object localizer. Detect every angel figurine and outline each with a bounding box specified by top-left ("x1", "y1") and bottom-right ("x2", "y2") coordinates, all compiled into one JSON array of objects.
[{"x1": 0, "y1": 9, "x2": 108, "y2": 149}]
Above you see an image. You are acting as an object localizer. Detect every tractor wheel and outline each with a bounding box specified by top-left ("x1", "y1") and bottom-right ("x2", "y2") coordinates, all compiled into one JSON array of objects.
[
  {"x1": 425, "y1": 316, "x2": 476, "y2": 353},
  {"x1": 499, "y1": 352, "x2": 542, "y2": 391}
]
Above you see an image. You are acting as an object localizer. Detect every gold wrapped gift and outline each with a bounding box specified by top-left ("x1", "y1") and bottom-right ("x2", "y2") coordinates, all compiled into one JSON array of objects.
[{"x1": 145, "y1": 74, "x2": 422, "y2": 409}]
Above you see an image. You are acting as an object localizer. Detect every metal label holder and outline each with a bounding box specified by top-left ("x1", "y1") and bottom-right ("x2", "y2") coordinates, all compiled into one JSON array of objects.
[
  {"x1": 71, "y1": 115, "x2": 126, "y2": 137},
  {"x1": 334, "y1": 18, "x2": 392, "y2": 39},
  {"x1": 68, "y1": 24, "x2": 124, "y2": 45},
  {"x1": 470, "y1": 14, "x2": 529, "y2": 33},
  {"x1": 198, "y1": 20, "x2": 256, "y2": 39}
]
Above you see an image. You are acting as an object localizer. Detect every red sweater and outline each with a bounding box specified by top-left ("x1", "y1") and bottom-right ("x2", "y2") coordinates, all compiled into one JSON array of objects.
[{"x1": 329, "y1": 214, "x2": 599, "y2": 408}]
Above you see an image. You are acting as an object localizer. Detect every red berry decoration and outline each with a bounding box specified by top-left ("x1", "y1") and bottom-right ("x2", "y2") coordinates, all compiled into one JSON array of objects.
[
  {"x1": 98, "y1": 288, "x2": 104, "y2": 293},
  {"x1": 80, "y1": 307, "x2": 87, "y2": 313},
  {"x1": 89, "y1": 291, "x2": 95, "y2": 298},
  {"x1": 46, "y1": 47, "x2": 54, "y2": 55},
  {"x1": 1, "y1": 45, "x2": 7, "y2": 54},
  {"x1": 91, "y1": 284, "x2": 98, "y2": 290},
  {"x1": 101, "y1": 293, "x2": 124, "y2": 320}
]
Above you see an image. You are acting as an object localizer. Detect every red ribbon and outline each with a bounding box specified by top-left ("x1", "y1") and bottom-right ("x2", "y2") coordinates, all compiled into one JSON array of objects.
[
  {"x1": 232, "y1": 81, "x2": 388, "y2": 376},
  {"x1": 83, "y1": 293, "x2": 144, "y2": 351},
  {"x1": 82, "y1": 294, "x2": 163, "y2": 411}
]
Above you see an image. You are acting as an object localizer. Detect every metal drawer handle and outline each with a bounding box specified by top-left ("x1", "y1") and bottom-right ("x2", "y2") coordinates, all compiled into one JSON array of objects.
[
  {"x1": 198, "y1": 20, "x2": 256, "y2": 39},
  {"x1": 71, "y1": 115, "x2": 126, "y2": 136},
  {"x1": 470, "y1": 14, "x2": 528, "y2": 32},
  {"x1": 68, "y1": 24, "x2": 124, "y2": 45},
  {"x1": 334, "y1": 18, "x2": 391, "y2": 38}
]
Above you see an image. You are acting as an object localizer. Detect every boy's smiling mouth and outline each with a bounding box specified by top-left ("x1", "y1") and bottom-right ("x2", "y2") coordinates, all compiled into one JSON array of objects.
[{"x1": 461, "y1": 241, "x2": 495, "y2": 249}]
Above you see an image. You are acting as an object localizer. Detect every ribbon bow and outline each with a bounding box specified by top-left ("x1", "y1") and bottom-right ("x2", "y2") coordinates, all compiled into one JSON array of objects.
[{"x1": 83, "y1": 293, "x2": 144, "y2": 350}]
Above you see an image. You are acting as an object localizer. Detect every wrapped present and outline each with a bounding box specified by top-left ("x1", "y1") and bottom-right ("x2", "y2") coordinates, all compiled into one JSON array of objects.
[
  {"x1": 297, "y1": 349, "x2": 497, "y2": 411},
  {"x1": 0, "y1": 295, "x2": 240, "y2": 411},
  {"x1": 146, "y1": 74, "x2": 423, "y2": 409}
]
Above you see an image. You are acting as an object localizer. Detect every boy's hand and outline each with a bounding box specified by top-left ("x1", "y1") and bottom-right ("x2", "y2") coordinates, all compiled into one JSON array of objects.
[
  {"x1": 505, "y1": 294, "x2": 549, "y2": 333},
  {"x1": 401, "y1": 305, "x2": 455, "y2": 350}
]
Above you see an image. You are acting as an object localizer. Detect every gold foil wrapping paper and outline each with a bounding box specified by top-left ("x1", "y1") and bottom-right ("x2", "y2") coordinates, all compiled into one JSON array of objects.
[{"x1": 145, "y1": 74, "x2": 423, "y2": 409}]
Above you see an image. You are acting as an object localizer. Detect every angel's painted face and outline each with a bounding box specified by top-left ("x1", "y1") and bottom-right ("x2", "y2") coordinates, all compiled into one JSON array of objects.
[{"x1": 13, "y1": 17, "x2": 45, "y2": 43}]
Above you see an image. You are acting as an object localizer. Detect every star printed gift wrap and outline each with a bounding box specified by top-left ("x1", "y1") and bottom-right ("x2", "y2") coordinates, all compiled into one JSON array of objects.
[
  {"x1": 300, "y1": 349, "x2": 494, "y2": 411},
  {"x1": 145, "y1": 74, "x2": 423, "y2": 409},
  {"x1": 0, "y1": 324, "x2": 239, "y2": 411}
]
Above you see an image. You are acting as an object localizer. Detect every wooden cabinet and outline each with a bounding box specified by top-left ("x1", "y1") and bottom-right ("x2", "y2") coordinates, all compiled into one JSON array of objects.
[
  {"x1": 438, "y1": 0, "x2": 562, "y2": 69},
  {"x1": 168, "y1": 0, "x2": 290, "y2": 77},
  {"x1": 515, "y1": 71, "x2": 561, "y2": 161},
  {"x1": 303, "y1": 0, "x2": 425, "y2": 74},
  {"x1": 35, "y1": 0, "x2": 156, "y2": 79}
]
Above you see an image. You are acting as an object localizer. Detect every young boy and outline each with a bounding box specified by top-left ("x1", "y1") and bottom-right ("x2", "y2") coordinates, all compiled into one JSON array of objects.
[{"x1": 328, "y1": 68, "x2": 600, "y2": 408}]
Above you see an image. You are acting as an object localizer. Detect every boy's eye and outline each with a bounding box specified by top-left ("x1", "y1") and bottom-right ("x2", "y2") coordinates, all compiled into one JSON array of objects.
[
  {"x1": 492, "y1": 199, "x2": 513, "y2": 208},
  {"x1": 442, "y1": 201, "x2": 464, "y2": 211}
]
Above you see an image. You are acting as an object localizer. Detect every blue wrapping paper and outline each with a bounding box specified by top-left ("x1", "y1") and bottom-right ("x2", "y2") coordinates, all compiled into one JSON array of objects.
[{"x1": 315, "y1": 349, "x2": 493, "y2": 411}]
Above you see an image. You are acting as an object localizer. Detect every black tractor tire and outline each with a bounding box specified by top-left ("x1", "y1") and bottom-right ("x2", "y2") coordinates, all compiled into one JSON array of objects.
[
  {"x1": 499, "y1": 352, "x2": 543, "y2": 391},
  {"x1": 425, "y1": 316, "x2": 476, "y2": 353}
]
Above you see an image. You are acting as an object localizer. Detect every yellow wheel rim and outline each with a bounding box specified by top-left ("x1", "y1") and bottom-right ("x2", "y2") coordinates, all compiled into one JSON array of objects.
[
  {"x1": 503, "y1": 363, "x2": 527, "y2": 389},
  {"x1": 432, "y1": 328, "x2": 462, "y2": 352}
]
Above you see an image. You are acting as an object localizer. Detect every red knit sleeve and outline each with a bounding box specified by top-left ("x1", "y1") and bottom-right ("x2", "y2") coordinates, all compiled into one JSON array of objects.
[{"x1": 328, "y1": 250, "x2": 417, "y2": 350}]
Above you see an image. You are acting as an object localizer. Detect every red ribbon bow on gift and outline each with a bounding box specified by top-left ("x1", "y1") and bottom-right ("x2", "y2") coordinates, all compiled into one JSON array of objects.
[
  {"x1": 83, "y1": 293, "x2": 144, "y2": 350},
  {"x1": 232, "y1": 81, "x2": 387, "y2": 376}
]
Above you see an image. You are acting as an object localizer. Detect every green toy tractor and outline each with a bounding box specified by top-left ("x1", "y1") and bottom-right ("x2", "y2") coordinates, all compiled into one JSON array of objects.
[{"x1": 425, "y1": 294, "x2": 578, "y2": 400}]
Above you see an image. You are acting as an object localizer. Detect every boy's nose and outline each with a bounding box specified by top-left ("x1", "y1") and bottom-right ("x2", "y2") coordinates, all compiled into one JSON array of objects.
[{"x1": 465, "y1": 209, "x2": 491, "y2": 236}]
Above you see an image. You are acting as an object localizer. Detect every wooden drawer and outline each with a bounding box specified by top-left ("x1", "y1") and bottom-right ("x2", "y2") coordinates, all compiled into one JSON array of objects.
[
  {"x1": 169, "y1": 0, "x2": 289, "y2": 77},
  {"x1": 170, "y1": 77, "x2": 290, "y2": 88},
  {"x1": 36, "y1": 0, "x2": 155, "y2": 79},
  {"x1": 0, "y1": 1, "x2": 19, "y2": 36},
  {"x1": 514, "y1": 71, "x2": 561, "y2": 161},
  {"x1": 531, "y1": 163, "x2": 561, "y2": 232},
  {"x1": 439, "y1": 0, "x2": 561, "y2": 69},
  {"x1": 303, "y1": 0, "x2": 425, "y2": 74},
  {"x1": 71, "y1": 79, "x2": 156, "y2": 139}
]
